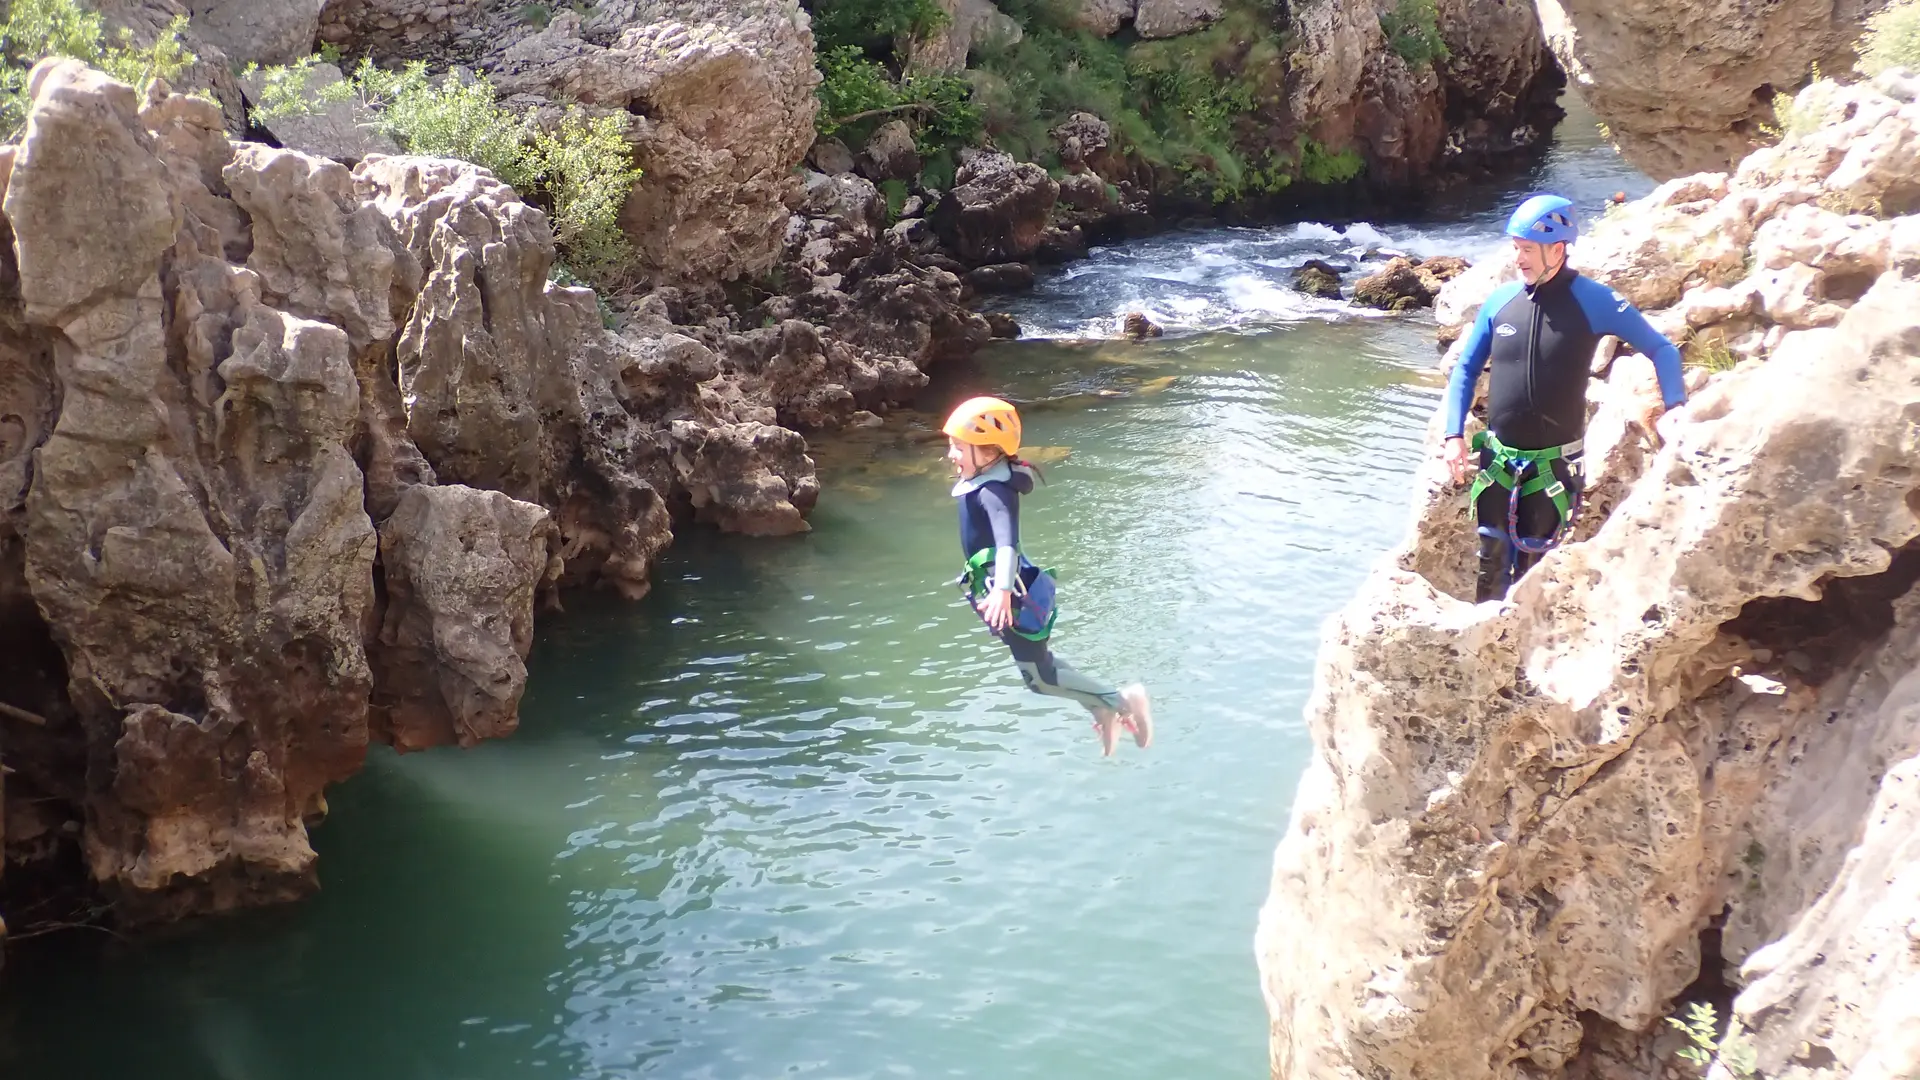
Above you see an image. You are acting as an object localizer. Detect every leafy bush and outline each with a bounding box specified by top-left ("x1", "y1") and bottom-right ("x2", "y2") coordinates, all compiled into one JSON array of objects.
[
  {"x1": 1380, "y1": 0, "x2": 1449, "y2": 69},
  {"x1": 0, "y1": 0, "x2": 195, "y2": 136},
  {"x1": 810, "y1": 0, "x2": 950, "y2": 53},
  {"x1": 1860, "y1": 0, "x2": 1920, "y2": 76},
  {"x1": 814, "y1": 44, "x2": 981, "y2": 151},
  {"x1": 1298, "y1": 137, "x2": 1364, "y2": 185},
  {"x1": 1667, "y1": 1002, "x2": 1757, "y2": 1078},
  {"x1": 250, "y1": 57, "x2": 640, "y2": 286}
]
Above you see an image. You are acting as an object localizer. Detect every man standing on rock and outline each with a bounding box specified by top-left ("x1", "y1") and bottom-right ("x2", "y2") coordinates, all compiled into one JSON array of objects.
[{"x1": 1441, "y1": 194, "x2": 1689, "y2": 603}]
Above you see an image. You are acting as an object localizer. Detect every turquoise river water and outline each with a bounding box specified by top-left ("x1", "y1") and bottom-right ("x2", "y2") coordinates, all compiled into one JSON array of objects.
[{"x1": 0, "y1": 96, "x2": 1646, "y2": 1080}]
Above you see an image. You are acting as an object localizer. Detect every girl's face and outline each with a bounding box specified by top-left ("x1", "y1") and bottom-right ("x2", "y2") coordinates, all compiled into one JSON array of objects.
[{"x1": 948, "y1": 437, "x2": 988, "y2": 479}]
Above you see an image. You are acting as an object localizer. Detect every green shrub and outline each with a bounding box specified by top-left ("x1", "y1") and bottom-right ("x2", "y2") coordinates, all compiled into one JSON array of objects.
[
  {"x1": 1380, "y1": 0, "x2": 1449, "y2": 69},
  {"x1": 1298, "y1": 137, "x2": 1364, "y2": 185},
  {"x1": 816, "y1": 44, "x2": 904, "y2": 132},
  {"x1": 810, "y1": 0, "x2": 949, "y2": 53},
  {"x1": 1860, "y1": 0, "x2": 1920, "y2": 76},
  {"x1": 250, "y1": 57, "x2": 640, "y2": 287},
  {"x1": 0, "y1": 0, "x2": 195, "y2": 136},
  {"x1": 1666, "y1": 1002, "x2": 1758, "y2": 1079}
]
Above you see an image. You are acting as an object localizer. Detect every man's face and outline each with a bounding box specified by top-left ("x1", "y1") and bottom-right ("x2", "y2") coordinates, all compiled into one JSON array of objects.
[{"x1": 1512, "y1": 238, "x2": 1565, "y2": 285}]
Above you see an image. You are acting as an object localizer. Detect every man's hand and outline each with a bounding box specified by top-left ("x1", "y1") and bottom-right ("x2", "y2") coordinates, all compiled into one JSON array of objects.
[
  {"x1": 980, "y1": 588, "x2": 1015, "y2": 632},
  {"x1": 1443, "y1": 436, "x2": 1474, "y2": 485}
]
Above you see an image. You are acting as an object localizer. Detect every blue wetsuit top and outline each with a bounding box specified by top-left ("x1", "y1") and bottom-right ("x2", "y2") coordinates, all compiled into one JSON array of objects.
[
  {"x1": 954, "y1": 460, "x2": 1035, "y2": 591},
  {"x1": 1444, "y1": 268, "x2": 1687, "y2": 449}
]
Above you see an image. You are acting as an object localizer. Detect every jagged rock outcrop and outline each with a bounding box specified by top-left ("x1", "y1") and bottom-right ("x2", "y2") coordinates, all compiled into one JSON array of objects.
[
  {"x1": 1284, "y1": 0, "x2": 1563, "y2": 189},
  {"x1": 0, "y1": 53, "x2": 850, "y2": 927},
  {"x1": 906, "y1": 0, "x2": 1022, "y2": 74},
  {"x1": 317, "y1": 0, "x2": 487, "y2": 59},
  {"x1": 482, "y1": 2, "x2": 820, "y2": 284},
  {"x1": 1261, "y1": 71, "x2": 1920, "y2": 1080},
  {"x1": 930, "y1": 151, "x2": 1059, "y2": 264},
  {"x1": 185, "y1": 0, "x2": 322, "y2": 65},
  {"x1": 1532, "y1": 0, "x2": 1886, "y2": 179}
]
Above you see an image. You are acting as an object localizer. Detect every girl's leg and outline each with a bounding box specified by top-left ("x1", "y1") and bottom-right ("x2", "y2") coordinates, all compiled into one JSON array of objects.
[{"x1": 1001, "y1": 632, "x2": 1123, "y2": 713}]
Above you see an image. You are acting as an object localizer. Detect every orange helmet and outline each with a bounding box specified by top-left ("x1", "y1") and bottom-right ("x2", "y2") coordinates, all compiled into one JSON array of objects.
[{"x1": 942, "y1": 396, "x2": 1022, "y2": 457}]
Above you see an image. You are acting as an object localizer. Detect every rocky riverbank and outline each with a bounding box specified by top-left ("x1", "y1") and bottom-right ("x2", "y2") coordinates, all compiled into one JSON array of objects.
[{"x1": 1257, "y1": 69, "x2": 1920, "y2": 1080}]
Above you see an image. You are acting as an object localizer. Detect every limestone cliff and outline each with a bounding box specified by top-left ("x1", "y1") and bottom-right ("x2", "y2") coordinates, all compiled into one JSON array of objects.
[
  {"x1": 0, "y1": 39, "x2": 966, "y2": 929},
  {"x1": 1532, "y1": 0, "x2": 1887, "y2": 179},
  {"x1": 1258, "y1": 72, "x2": 1920, "y2": 1080}
]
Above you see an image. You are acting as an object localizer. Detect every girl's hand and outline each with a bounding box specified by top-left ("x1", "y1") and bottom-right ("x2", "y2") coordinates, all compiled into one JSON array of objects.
[{"x1": 981, "y1": 588, "x2": 1014, "y2": 631}]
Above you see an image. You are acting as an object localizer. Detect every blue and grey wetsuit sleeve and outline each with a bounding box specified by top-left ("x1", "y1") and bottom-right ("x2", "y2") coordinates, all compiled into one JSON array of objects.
[
  {"x1": 1578, "y1": 279, "x2": 1688, "y2": 407},
  {"x1": 977, "y1": 483, "x2": 1021, "y2": 592},
  {"x1": 1443, "y1": 288, "x2": 1507, "y2": 439}
]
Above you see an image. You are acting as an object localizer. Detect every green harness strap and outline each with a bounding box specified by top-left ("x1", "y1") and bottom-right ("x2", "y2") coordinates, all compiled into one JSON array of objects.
[
  {"x1": 1467, "y1": 430, "x2": 1574, "y2": 530},
  {"x1": 962, "y1": 547, "x2": 1058, "y2": 641}
]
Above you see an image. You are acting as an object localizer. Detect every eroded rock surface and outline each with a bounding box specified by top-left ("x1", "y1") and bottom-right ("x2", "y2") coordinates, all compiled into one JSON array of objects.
[
  {"x1": 1263, "y1": 72, "x2": 1920, "y2": 1080},
  {"x1": 1533, "y1": 0, "x2": 1887, "y2": 178},
  {"x1": 0, "y1": 51, "x2": 915, "y2": 927}
]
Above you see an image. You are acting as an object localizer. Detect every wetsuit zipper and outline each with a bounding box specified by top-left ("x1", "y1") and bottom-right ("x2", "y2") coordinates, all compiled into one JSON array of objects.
[{"x1": 1525, "y1": 287, "x2": 1544, "y2": 415}]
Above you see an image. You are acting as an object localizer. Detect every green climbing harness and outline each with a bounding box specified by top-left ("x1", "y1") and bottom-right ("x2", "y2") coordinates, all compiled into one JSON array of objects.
[
  {"x1": 960, "y1": 547, "x2": 1059, "y2": 641},
  {"x1": 1468, "y1": 430, "x2": 1581, "y2": 551}
]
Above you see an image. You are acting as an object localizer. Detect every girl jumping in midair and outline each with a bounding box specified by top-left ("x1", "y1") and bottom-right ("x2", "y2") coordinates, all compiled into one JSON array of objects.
[{"x1": 941, "y1": 396, "x2": 1152, "y2": 756}]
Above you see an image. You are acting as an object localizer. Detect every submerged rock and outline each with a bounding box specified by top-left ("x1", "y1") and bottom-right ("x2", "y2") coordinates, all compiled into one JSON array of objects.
[
  {"x1": 1353, "y1": 255, "x2": 1469, "y2": 311},
  {"x1": 1123, "y1": 311, "x2": 1162, "y2": 339},
  {"x1": 1292, "y1": 258, "x2": 1345, "y2": 300}
]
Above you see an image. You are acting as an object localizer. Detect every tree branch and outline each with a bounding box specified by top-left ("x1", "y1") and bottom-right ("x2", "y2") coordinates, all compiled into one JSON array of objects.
[{"x1": 827, "y1": 102, "x2": 935, "y2": 128}]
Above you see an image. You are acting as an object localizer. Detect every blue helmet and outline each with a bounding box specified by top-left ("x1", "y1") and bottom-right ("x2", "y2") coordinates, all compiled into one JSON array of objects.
[{"x1": 1507, "y1": 193, "x2": 1577, "y2": 245}]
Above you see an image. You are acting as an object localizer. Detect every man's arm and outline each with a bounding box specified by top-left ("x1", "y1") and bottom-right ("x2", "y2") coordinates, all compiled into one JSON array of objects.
[
  {"x1": 1584, "y1": 282, "x2": 1687, "y2": 408},
  {"x1": 1443, "y1": 294, "x2": 1503, "y2": 439}
]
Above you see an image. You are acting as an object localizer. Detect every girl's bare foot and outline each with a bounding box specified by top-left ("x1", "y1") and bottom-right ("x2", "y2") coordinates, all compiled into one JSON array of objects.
[{"x1": 1119, "y1": 684, "x2": 1152, "y2": 749}]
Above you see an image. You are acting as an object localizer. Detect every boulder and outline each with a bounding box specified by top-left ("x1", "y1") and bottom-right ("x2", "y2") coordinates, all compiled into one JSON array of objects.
[
  {"x1": 1352, "y1": 256, "x2": 1469, "y2": 311},
  {"x1": 1123, "y1": 311, "x2": 1162, "y2": 339},
  {"x1": 860, "y1": 119, "x2": 921, "y2": 183},
  {"x1": 1134, "y1": 0, "x2": 1222, "y2": 38},
  {"x1": 1072, "y1": 0, "x2": 1136, "y2": 36},
  {"x1": 930, "y1": 151, "x2": 1059, "y2": 264},
  {"x1": 965, "y1": 262, "x2": 1036, "y2": 294},
  {"x1": 906, "y1": 0, "x2": 1022, "y2": 74},
  {"x1": 1293, "y1": 259, "x2": 1345, "y2": 300},
  {"x1": 807, "y1": 136, "x2": 856, "y2": 175},
  {"x1": 185, "y1": 0, "x2": 322, "y2": 65}
]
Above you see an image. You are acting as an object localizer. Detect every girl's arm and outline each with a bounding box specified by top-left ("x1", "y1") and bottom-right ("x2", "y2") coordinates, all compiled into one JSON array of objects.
[{"x1": 977, "y1": 484, "x2": 1021, "y2": 592}]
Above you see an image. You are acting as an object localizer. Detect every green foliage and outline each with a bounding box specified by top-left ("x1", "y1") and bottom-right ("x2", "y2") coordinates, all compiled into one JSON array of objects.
[
  {"x1": 814, "y1": 44, "x2": 981, "y2": 149},
  {"x1": 249, "y1": 58, "x2": 640, "y2": 287},
  {"x1": 805, "y1": 0, "x2": 1365, "y2": 202},
  {"x1": 519, "y1": 3, "x2": 553, "y2": 29},
  {"x1": 0, "y1": 0, "x2": 195, "y2": 136},
  {"x1": 1861, "y1": 0, "x2": 1920, "y2": 76},
  {"x1": 810, "y1": 0, "x2": 949, "y2": 53},
  {"x1": 1667, "y1": 1002, "x2": 1758, "y2": 1078},
  {"x1": 1297, "y1": 137, "x2": 1364, "y2": 185},
  {"x1": 879, "y1": 177, "x2": 911, "y2": 220},
  {"x1": 528, "y1": 109, "x2": 644, "y2": 284},
  {"x1": 966, "y1": 0, "x2": 1302, "y2": 200},
  {"x1": 1380, "y1": 0, "x2": 1449, "y2": 69}
]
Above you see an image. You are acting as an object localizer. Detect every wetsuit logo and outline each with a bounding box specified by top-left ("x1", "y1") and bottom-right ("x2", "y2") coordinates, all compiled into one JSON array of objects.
[{"x1": 1495, "y1": 323, "x2": 1517, "y2": 337}]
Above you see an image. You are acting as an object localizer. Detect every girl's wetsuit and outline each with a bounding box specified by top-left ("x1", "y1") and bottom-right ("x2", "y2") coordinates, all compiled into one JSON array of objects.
[{"x1": 954, "y1": 460, "x2": 1123, "y2": 714}]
